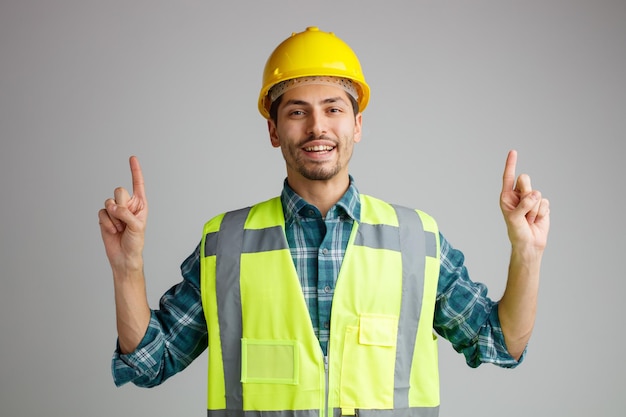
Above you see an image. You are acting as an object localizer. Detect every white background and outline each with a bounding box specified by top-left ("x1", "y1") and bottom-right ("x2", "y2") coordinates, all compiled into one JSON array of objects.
[{"x1": 1, "y1": 1, "x2": 624, "y2": 416}]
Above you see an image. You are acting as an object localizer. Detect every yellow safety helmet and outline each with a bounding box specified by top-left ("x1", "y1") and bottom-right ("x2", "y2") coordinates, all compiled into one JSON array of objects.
[{"x1": 258, "y1": 26, "x2": 370, "y2": 119}]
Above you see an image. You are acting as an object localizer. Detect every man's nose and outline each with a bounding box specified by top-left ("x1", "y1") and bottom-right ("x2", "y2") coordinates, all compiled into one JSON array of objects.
[{"x1": 306, "y1": 110, "x2": 327, "y2": 137}]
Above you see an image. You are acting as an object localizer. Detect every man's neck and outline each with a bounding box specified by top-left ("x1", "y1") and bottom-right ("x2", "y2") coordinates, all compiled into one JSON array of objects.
[{"x1": 286, "y1": 174, "x2": 350, "y2": 217}]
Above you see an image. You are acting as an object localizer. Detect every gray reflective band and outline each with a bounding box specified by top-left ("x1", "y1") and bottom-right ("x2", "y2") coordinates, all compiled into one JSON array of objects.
[
  {"x1": 205, "y1": 225, "x2": 288, "y2": 257},
  {"x1": 354, "y1": 223, "x2": 401, "y2": 251},
  {"x1": 353, "y1": 214, "x2": 436, "y2": 259},
  {"x1": 214, "y1": 207, "x2": 250, "y2": 410},
  {"x1": 391, "y1": 205, "x2": 425, "y2": 409},
  {"x1": 209, "y1": 410, "x2": 319, "y2": 417},
  {"x1": 208, "y1": 408, "x2": 438, "y2": 417},
  {"x1": 348, "y1": 407, "x2": 440, "y2": 417},
  {"x1": 424, "y1": 229, "x2": 437, "y2": 259},
  {"x1": 242, "y1": 226, "x2": 289, "y2": 253},
  {"x1": 204, "y1": 232, "x2": 218, "y2": 257}
]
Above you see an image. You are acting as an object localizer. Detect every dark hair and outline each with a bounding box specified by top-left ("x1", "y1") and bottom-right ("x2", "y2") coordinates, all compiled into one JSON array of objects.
[{"x1": 269, "y1": 93, "x2": 360, "y2": 125}]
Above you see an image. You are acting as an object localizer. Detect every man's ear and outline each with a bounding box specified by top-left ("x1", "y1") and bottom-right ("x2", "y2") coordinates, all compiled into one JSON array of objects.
[
  {"x1": 353, "y1": 113, "x2": 363, "y2": 143},
  {"x1": 268, "y1": 119, "x2": 280, "y2": 148}
]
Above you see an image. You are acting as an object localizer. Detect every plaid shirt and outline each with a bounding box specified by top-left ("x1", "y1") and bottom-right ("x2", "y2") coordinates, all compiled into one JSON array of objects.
[
  {"x1": 112, "y1": 178, "x2": 522, "y2": 387},
  {"x1": 281, "y1": 179, "x2": 360, "y2": 355}
]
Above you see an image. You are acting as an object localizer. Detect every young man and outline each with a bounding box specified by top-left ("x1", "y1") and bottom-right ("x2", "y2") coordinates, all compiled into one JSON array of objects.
[{"x1": 99, "y1": 27, "x2": 550, "y2": 416}]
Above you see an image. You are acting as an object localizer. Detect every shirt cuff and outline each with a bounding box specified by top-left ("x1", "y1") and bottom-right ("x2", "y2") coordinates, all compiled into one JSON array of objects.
[
  {"x1": 111, "y1": 311, "x2": 165, "y2": 387},
  {"x1": 482, "y1": 303, "x2": 527, "y2": 368}
]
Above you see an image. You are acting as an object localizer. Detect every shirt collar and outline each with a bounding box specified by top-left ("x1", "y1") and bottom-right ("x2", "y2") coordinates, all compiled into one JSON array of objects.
[{"x1": 281, "y1": 176, "x2": 361, "y2": 225}]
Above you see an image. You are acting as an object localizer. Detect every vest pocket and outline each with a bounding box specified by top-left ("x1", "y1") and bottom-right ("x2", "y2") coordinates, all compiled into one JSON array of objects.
[
  {"x1": 359, "y1": 314, "x2": 398, "y2": 347},
  {"x1": 339, "y1": 314, "x2": 398, "y2": 409},
  {"x1": 241, "y1": 339, "x2": 299, "y2": 384}
]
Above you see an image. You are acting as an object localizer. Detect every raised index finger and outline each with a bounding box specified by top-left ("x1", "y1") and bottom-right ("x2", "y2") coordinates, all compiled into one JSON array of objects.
[
  {"x1": 502, "y1": 149, "x2": 518, "y2": 192},
  {"x1": 129, "y1": 156, "x2": 146, "y2": 199}
]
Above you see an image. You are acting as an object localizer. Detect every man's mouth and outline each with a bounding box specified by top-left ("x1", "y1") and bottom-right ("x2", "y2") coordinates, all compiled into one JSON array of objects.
[{"x1": 303, "y1": 145, "x2": 335, "y2": 152}]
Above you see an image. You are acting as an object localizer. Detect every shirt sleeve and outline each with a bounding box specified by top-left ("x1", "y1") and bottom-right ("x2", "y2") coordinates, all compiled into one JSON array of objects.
[
  {"x1": 434, "y1": 233, "x2": 525, "y2": 368},
  {"x1": 111, "y1": 244, "x2": 208, "y2": 387}
]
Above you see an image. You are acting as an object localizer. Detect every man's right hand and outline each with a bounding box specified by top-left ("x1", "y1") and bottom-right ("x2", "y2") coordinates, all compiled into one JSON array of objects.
[
  {"x1": 98, "y1": 156, "x2": 148, "y2": 273},
  {"x1": 98, "y1": 156, "x2": 151, "y2": 354}
]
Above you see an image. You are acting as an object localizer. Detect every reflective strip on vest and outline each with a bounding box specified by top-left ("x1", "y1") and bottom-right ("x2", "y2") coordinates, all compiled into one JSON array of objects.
[
  {"x1": 202, "y1": 197, "x2": 439, "y2": 416},
  {"x1": 207, "y1": 407, "x2": 440, "y2": 417}
]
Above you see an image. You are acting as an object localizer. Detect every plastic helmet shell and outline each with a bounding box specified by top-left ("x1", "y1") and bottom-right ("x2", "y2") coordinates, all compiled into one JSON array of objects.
[{"x1": 258, "y1": 26, "x2": 370, "y2": 119}]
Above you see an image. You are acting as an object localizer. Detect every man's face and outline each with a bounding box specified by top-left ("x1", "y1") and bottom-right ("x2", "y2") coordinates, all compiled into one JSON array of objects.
[{"x1": 268, "y1": 83, "x2": 362, "y2": 183}]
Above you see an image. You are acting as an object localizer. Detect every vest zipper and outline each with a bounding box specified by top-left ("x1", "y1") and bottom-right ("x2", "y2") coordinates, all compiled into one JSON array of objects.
[{"x1": 324, "y1": 354, "x2": 329, "y2": 417}]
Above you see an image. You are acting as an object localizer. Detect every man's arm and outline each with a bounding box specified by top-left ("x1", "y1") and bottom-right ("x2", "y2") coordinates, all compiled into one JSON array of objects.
[
  {"x1": 497, "y1": 150, "x2": 550, "y2": 359},
  {"x1": 98, "y1": 156, "x2": 151, "y2": 354}
]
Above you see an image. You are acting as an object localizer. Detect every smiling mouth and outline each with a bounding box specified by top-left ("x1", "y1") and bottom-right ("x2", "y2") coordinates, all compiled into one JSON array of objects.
[{"x1": 303, "y1": 145, "x2": 335, "y2": 152}]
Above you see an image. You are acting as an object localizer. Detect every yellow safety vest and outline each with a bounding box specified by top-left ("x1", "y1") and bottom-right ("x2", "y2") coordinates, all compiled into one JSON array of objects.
[{"x1": 200, "y1": 194, "x2": 441, "y2": 417}]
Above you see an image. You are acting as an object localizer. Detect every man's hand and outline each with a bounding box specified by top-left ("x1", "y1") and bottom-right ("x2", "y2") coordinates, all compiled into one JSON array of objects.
[
  {"x1": 98, "y1": 156, "x2": 148, "y2": 273},
  {"x1": 98, "y1": 156, "x2": 151, "y2": 354},
  {"x1": 500, "y1": 150, "x2": 550, "y2": 252},
  {"x1": 498, "y1": 150, "x2": 550, "y2": 359}
]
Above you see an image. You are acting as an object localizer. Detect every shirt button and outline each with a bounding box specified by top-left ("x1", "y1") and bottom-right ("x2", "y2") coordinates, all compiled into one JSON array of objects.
[
  {"x1": 323, "y1": 322, "x2": 330, "y2": 329},
  {"x1": 321, "y1": 248, "x2": 328, "y2": 255},
  {"x1": 324, "y1": 285, "x2": 331, "y2": 293}
]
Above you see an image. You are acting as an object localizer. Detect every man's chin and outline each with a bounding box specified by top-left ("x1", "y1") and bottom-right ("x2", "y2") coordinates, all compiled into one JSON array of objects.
[{"x1": 299, "y1": 167, "x2": 341, "y2": 181}]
